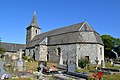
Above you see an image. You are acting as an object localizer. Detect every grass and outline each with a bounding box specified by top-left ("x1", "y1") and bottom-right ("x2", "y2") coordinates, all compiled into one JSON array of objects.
[
  {"x1": 76, "y1": 64, "x2": 96, "y2": 74},
  {"x1": 10, "y1": 78, "x2": 31, "y2": 80},
  {"x1": 46, "y1": 62, "x2": 58, "y2": 67},
  {"x1": 76, "y1": 62, "x2": 120, "y2": 80},
  {"x1": 102, "y1": 62, "x2": 120, "y2": 80},
  {"x1": 105, "y1": 62, "x2": 120, "y2": 69},
  {"x1": 102, "y1": 74, "x2": 120, "y2": 80},
  {"x1": 25, "y1": 61, "x2": 38, "y2": 71},
  {"x1": 25, "y1": 61, "x2": 58, "y2": 71}
]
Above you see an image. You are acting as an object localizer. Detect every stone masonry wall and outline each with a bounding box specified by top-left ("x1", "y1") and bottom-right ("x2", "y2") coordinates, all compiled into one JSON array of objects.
[
  {"x1": 39, "y1": 45, "x2": 47, "y2": 61},
  {"x1": 48, "y1": 44, "x2": 77, "y2": 65},
  {"x1": 76, "y1": 44, "x2": 104, "y2": 65}
]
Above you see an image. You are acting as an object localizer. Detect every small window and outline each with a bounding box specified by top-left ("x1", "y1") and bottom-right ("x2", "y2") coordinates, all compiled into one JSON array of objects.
[
  {"x1": 84, "y1": 25, "x2": 87, "y2": 31},
  {"x1": 57, "y1": 48, "x2": 61, "y2": 56},
  {"x1": 47, "y1": 54, "x2": 49, "y2": 62},
  {"x1": 100, "y1": 47, "x2": 102, "y2": 55},
  {"x1": 85, "y1": 56, "x2": 89, "y2": 61},
  {"x1": 36, "y1": 30, "x2": 37, "y2": 34}
]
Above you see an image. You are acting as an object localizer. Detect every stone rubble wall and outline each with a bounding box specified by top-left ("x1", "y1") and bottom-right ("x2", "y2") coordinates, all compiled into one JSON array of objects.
[
  {"x1": 76, "y1": 44, "x2": 104, "y2": 65},
  {"x1": 48, "y1": 44, "x2": 77, "y2": 65}
]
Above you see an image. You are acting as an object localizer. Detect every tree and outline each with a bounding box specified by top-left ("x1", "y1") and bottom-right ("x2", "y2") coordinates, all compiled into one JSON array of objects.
[
  {"x1": 101, "y1": 35, "x2": 114, "y2": 58},
  {"x1": 101, "y1": 35, "x2": 120, "y2": 58}
]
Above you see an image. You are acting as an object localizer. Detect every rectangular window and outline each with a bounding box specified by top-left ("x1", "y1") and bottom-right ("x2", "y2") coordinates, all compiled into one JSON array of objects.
[{"x1": 100, "y1": 47, "x2": 102, "y2": 55}]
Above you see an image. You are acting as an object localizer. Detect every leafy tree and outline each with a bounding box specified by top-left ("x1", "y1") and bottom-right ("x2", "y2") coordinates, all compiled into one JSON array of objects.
[
  {"x1": 101, "y1": 35, "x2": 120, "y2": 58},
  {"x1": 101, "y1": 35, "x2": 114, "y2": 58}
]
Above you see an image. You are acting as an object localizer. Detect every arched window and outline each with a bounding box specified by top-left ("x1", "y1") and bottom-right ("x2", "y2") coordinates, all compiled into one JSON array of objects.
[
  {"x1": 100, "y1": 47, "x2": 102, "y2": 55},
  {"x1": 36, "y1": 30, "x2": 37, "y2": 34},
  {"x1": 57, "y1": 47, "x2": 61, "y2": 56},
  {"x1": 33, "y1": 50, "x2": 35, "y2": 60}
]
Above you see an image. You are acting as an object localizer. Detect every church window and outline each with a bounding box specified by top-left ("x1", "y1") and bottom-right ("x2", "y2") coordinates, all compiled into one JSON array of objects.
[
  {"x1": 57, "y1": 47, "x2": 61, "y2": 56},
  {"x1": 47, "y1": 53, "x2": 49, "y2": 62},
  {"x1": 100, "y1": 47, "x2": 102, "y2": 55},
  {"x1": 36, "y1": 30, "x2": 37, "y2": 34},
  {"x1": 84, "y1": 25, "x2": 87, "y2": 31},
  {"x1": 85, "y1": 56, "x2": 89, "y2": 61},
  {"x1": 33, "y1": 50, "x2": 35, "y2": 59}
]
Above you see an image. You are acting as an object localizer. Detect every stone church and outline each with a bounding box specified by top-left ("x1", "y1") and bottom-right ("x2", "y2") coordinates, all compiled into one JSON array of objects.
[{"x1": 25, "y1": 11, "x2": 104, "y2": 67}]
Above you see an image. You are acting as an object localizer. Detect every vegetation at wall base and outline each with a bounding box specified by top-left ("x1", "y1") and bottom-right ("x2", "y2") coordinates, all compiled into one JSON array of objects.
[{"x1": 78, "y1": 58, "x2": 90, "y2": 68}]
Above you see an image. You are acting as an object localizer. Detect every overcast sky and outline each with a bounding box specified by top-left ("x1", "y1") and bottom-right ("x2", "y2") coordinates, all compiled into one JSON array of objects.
[{"x1": 0, "y1": 0, "x2": 120, "y2": 44}]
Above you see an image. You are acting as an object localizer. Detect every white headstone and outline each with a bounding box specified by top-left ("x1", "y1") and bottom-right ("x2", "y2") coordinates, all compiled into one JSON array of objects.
[
  {"x1": 19, "y1": 49, "x2": 22, "y2": 61},
  {"x1": 17, "y1": 49, "x2": 24, "y2": 71},
  {"x1": 110, "y1": 59, "x2": 113, "y2": 66},
  {"x1": 59, "y1": 54, "x2": 63, "y2": 65}
]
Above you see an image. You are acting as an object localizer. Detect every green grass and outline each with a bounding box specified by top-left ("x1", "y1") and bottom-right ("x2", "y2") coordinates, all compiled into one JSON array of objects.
[
  {"x1": 10, "y1": 78, "x2": 32, "y2": 80},
  {"x1": 105, "y1": 62, "x2": 120, "y2": 69},
  {"x1": 102, "y1": 74, "x2": 120, "y2": 80},
  {"x1": 76, "y1": 64, "x2": 96, "y2": 74},
  {"x1": 46, "y1": 62, "x2": 58, "y2": 67},
  {"x1": 25, "y1": 61, "x2": 58, "y2": 72},
  {"x1": 25, "y1": 61, "x2": 38, "y2": 71},
  {"x1": 76, "y1": 62, "x2": 120, "y2": 80}
]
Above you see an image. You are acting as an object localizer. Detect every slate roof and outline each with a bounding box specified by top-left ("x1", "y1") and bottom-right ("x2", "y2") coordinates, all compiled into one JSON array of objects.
[
  {"x1": 26, "y1": 22, "x2": 103, "y2": 48},
  {"x1": 26, "y1": 11, "x2": 40, "y2": 29},
  {"x1": 0, "y1": 42, "x2": 25, "y2": 52}
]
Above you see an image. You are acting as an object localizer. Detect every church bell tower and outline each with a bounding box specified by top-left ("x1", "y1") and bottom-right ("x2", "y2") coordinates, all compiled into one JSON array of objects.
[{"x1": 26, "y1": 11, "x2": 41, "y2": 44}]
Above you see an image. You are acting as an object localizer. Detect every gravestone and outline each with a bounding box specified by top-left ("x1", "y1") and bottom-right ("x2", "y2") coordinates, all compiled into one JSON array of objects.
[
  {"x1": 17, "y1": 49, "x2": 24, "y2": 71},
  {"x1": 110, "y1": 59, "x2": 113, "y2": 66},
  {"x1": 37, "y1": 62, "x2": 44, "y2": 79},
  {"x1": 101, "y1": 60, "x2": 105, "y2": 68},
  {"x1": 68, "y1": 61, "x2": 75, "y2": 72},
  {"x1": 59, "y1": 54, "x2": 63, "y2": 65},
  {"x1": 14, "y1": 49, "x2": 25, "y2": 72},
  {"x1": 95, "y1": 57, "x2": 99, "y2": 69}
]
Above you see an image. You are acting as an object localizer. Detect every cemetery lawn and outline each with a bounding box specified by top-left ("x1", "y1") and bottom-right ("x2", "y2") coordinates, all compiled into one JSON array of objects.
[
  {"x1": 102, "y1": 74, "x2": 120, "y2": 80},
  {"x1": 76, "y1": 65, "x2": 96, "y2": 73},
  {"x1": 46, "y1": 62, "x2": 58, "y2": 67},
  {"x1": 10, "y1": 78, "x2": 31, "y2": 80},
  {"x1": 25, "y1": 61, "x2": 38, "y2": 71},
  {"x1": 25, "y1": 61, "x2": 58, "y2": 71},
  {"x1": 105, "y1": 62, "x2": 120, "y2": 69},
  {"x1": 76, "y1": 62, "x2": 120, "y2": 80}
]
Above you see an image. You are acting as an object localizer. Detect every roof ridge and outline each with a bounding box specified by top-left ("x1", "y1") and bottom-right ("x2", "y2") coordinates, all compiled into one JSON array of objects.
[{"x1": 40, "y1": 22, "x2": 85, "y2": 35}]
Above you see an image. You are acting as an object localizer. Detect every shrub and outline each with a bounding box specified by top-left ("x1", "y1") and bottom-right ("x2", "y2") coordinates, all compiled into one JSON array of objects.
[
  {"x1": 78, "y1": 58, "x2": 89, "y2": 68},
  {"x1": 28, "y1": 57, "x2": 34, "y2": 62},
  {"x1": 23, "y1": 56, "x2": 28, "y2": 60}
]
